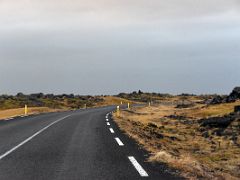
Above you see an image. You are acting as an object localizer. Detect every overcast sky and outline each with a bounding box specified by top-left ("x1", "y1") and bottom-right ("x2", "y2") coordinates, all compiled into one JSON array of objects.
[{"x1": 0, "y1": 0, "x2": 240, "y2": 95}]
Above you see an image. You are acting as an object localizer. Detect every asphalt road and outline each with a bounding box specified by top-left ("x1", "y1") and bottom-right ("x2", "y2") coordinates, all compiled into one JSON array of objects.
[{"x1": 0, "y1": 106, "x2": 183, "y2": 180}]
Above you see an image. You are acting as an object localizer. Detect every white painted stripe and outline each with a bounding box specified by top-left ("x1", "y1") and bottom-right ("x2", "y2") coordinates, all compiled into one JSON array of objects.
[
  {"x1": 106, "y1": 122, "x2": 110, "y2": 126},
  {"x1": 128, "y1": 156, "x2": 149, "y2": 177},
  {"x1": 115, "y1": 137, "x2": 124, "y2": 146},
  {"x1": 5, "y1": 118, "x2": 13, "y2": 121},
  {"x1": 106, "y1": 119, "x2": 109, "y2": 121},
  {"x1": 0, "y1": 115, "x2": 70, "y2": 160},
  {"x1": 109, "y1": 128, "x2": 115, "y2": 133}
]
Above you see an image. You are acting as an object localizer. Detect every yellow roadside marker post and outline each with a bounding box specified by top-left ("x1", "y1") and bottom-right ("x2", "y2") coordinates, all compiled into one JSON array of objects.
[
  {"x1": 84, "y1": 104, "x2": 87, "y2": 109},
  {"x1": 128, "y1": 102, "x2": 130, "y2": 110},
  {"x1": 24, "y1": 104, "x2": 28, "y2": 116},
  {"x1": 116, "y1": 106, "x2": 120, "y2": 117},
  {"x1": 148, "y1": 102, "x2": 151, "y2": 107},
  {"x1": 121, "y1": 101, "x2": 123, "y2": 105}
]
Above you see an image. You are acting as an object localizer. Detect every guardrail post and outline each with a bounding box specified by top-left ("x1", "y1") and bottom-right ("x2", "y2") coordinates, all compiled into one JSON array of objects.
[
  {"x1": 128, "y1": 103, "x2": 130, "y2": 110},
  {"x1": 116, "y1": 106, "x2": 120, "y2": 117}
]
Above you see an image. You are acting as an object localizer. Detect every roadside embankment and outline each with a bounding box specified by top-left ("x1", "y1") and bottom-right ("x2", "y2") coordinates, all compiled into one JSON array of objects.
[
  {"x1": 113, "y1": 101, "x2": 240, "y2": 179},
  {"x1": 0, "y1": 107, "x2": 62, "y2": 120}
]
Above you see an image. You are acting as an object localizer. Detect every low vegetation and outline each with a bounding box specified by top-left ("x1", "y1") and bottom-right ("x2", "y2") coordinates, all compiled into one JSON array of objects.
[
  {"x1": 113, "y1": 89, "x2": 240, "y2": 179},
  {"x1": 0, "y1": 93, "x2": 131, "y2": 120},
  {"x1": 0, "y1": 107, "x2": 60, "y2": 120},
  {"x1": 116, "y1": 90, "x2": 210, "y2": 104},
  {"x1": 0, "y1": 93, "x2": 105, "y2": 110}
]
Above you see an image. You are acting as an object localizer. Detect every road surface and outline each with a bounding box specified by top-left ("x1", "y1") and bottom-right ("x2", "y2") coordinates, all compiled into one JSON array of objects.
[{"x1": 0, "y1": 106, "x2": 182, "y2": 180}]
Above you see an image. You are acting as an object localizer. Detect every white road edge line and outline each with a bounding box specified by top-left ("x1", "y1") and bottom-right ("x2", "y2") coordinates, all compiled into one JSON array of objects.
[
  {"x1": 0, "y1": 115, "x2": 71, "y2": 160},
  {"x1": 5, "y1": 117, "x2": 13, "y2": 121},
  {"x1": 128, "y1": 156, "x2": 149, "y2": 177},
  {"x1": 106, "y1": 119, "x2": 109, "y2": 121},
  {"x1": 106, "y1": 122, "x2": 110, "y2": 126},
  {"x1": 109, "y1": 128, "x2": 115, "y2": 133},
  {"x1": 115, "y1": 137, "x2": 124, "y2": 146}
]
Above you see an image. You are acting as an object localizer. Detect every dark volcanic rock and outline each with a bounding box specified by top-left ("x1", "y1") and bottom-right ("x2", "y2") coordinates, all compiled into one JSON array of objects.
[
  {"x1": 229, "y1": 87, "x2": 240, "y2": 100},
  {"x1": 225, "y1": 87, "x2": 240, "y2": 102},
  {"x1": 234, "y1": 106, "x2": 240, "y2": 113},
  {"x1": 147, "y1": 122, "x2": 158, "y2": 128},
  {"x1": 202, "y1": 131, "x2": 210, "y2": 138},
  {"x1": 208, "y1": 87, "x2": 240, "y2": 104},
  {"x1": 199, "y1": 116, "x2": 235, "y2": 128},
  {"x1": 209, "y1": 95, "x2": 224, "y2": 104},
  {"x1": 175, "y1": 104, "x2": 194, "y2": 108},
  {"x1": 166, "y1": 115, "x2": 186, "y2": 120},
  {"x1": 199, "y1": 112, "x2": 240, "y2": 140}
]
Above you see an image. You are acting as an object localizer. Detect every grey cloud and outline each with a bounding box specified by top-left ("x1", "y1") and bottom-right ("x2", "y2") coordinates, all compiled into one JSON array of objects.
[{"x1": 0, "y1": 0, "x2": 240, "y2": 94}]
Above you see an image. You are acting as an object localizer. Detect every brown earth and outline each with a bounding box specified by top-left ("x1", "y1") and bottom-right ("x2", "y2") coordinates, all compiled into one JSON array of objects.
[{"x1": 113, "y1": 100, "x2": 240, "y2": 179}]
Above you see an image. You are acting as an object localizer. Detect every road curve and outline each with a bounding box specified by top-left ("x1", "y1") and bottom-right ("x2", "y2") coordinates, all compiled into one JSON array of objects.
[{"x1": 0, "y1": 106, "x2": 183, "y2": 180}]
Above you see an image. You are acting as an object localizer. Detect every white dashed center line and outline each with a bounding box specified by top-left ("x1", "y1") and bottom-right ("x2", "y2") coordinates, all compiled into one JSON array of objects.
[
  {"x1": 105, "y1": 112, "x2": 149, "y2": 177},
  {"x1": 109, "y1": 128, "x2": 115, "y2": 133},
  {"x1": 115, "y1": 137, "x2": 124, "y2": 146},
  {"x1": 128, "y1": 156, "x2": 149, "y2": 177}
]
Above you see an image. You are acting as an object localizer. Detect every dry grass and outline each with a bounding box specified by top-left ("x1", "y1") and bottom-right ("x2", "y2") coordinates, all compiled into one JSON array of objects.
[
  {"x1": 178, "y1": 101, "x2": 240, "y2": 119},
  {"x1": 0, "y1": 96, "x2": 132, "y2": 121},
  {"x1": 0, "y1": 107, "x2": 62, "y2": 120},
  {"x1": 0, "y1": 96, "x2": 132, "y2": 120},
  {"x1": 113, "y1": 100, "x2": 240, "y2": 179}
]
